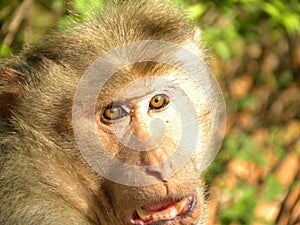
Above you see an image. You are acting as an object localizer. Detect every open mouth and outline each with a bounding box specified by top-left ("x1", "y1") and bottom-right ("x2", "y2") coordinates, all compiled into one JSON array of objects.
[{"x1": 130, "y1": 195, "x2": 196, "y2": 225}]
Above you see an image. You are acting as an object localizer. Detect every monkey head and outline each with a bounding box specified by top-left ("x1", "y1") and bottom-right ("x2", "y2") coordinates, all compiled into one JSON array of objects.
[{"x1": 0, "y1": 1, "x2": 225, "y2": 225}]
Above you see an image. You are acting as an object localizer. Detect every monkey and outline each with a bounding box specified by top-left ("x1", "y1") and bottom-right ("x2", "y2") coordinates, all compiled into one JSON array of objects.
[{"x1": 0, "y1": 0, "x2": 225, "y2": 225}]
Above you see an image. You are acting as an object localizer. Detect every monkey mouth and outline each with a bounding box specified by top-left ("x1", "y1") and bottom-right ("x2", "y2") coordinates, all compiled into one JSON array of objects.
[{"x1": 130, "y1": 195, "x2": 196, "y2": 225}]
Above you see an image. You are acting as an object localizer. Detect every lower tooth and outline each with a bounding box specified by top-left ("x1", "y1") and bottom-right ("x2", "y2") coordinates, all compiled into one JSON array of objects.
[
  {"x1": 153, "y1": 214, "x2": 165, "y2": 220},
  {"x1": 153, "y1": 209, "x2": 177, "y2": 220},
  {"x1": 153, "y1": 214, "x2": 160, "y2": 220}
]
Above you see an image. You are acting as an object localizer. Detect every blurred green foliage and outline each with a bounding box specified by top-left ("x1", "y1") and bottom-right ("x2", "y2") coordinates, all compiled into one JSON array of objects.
[
  {"x1": 220, "y1": 184, "x2": 257, "y2": 224},
  {"x1": 196, "y1": 0, "x2": 300, "y2": 61}
]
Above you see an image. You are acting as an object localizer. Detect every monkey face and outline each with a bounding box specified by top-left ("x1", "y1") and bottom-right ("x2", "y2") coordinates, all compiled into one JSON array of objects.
[
  {"x1": 71, "y1": 56, "x2": 221, "y2": 224},
  {"x1": 98, "y1": 76, "x2": 210, "y2": 224}
]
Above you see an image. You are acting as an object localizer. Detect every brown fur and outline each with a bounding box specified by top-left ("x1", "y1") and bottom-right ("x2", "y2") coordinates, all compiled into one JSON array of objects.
[{"x1": 0, "y1": 1, "x2": 217, "y2": 224}]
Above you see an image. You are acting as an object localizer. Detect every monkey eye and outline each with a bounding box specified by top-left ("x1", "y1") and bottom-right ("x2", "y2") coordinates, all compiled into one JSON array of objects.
[
  {"x1": 102, "y1": 104, "x2": 128, "y2": 121},
  {"x1": 149, "y1": 94, "x2": 169, "y2": 110}
]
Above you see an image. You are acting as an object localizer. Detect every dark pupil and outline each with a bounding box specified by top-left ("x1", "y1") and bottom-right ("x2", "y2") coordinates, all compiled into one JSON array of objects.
[{"x1": 154, "y1": 98, "x2": 160, "y2": 103}]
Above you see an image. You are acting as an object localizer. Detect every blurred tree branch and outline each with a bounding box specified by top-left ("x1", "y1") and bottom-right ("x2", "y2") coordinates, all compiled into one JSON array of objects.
[{"x1": 1, "y1": 0, "x2": 33, "y2": 46}]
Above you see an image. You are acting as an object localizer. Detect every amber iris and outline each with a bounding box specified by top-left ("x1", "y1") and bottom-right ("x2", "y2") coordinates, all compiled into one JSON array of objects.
[
  {"x1": 149, "y1": 94, "x2": 169, "y2": 110},
  {"x1": 103, "y1": 105, "x2": 127, "y2": 120}
]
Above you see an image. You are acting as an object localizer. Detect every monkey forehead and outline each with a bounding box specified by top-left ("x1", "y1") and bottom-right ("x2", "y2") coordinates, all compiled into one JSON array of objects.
[
  {"x1": 95, "y1": 71, "x2": 208, "y2": 111},
  {"x1": 94, "y1": 64, "x2": 178, "y2": 99},
  {"x1": 110, "y1": 77, "x2": 172, "y2": 101}
]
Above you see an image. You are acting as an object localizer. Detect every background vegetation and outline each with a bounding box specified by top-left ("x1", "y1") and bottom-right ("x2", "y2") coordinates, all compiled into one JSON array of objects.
[{"x1": 0, "y1": 0, "x2": 299, "y2": 224}]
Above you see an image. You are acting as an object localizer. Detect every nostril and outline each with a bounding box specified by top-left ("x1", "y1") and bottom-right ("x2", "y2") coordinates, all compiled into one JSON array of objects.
[{"x1": 145, "y1": 163, "x2": 174, "y2": 182}]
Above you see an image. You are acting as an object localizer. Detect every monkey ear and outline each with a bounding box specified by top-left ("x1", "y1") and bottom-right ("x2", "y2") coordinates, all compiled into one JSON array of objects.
[{"x1": 0, "y1": 67, "x2": 28, "y2": 118}]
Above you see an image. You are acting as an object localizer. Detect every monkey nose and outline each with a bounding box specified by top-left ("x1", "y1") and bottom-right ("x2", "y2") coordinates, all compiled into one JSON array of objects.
[
  {"x1": 131, "y1": 123, "x2": 152, "y2": 141},
  {"x1": 129, "y1": 108, "x2": 152, "y2": 141},
  {"x1": 145, "y1": 162, "x2": 174, "y2": 181}
]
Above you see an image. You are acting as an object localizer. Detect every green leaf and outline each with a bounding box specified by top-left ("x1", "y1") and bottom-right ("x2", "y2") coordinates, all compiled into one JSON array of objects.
[
  {"x1": 0, "y1": 45, "x2": 12, "y2": 58},
  {"x1": 220, "y1": 184, "x2": 257, "y2": 223},
  {"x1": 52, "y1": 0, "x2": 64, "y2": 12},
  {"x1": 282, "y1": 13, "x2": 300, "y2": 34},
  {"x1": 73, "y1": 0, "x2": 102, "y2": 17},
  {"x1": 236, "y1": 94, "x2": 258, "y2": 110},
  {"x1": 263, "y1": 3, "x2": 281, "y2": 19},
  {"x1": 186, "y1": 3, "x2": 207, "y2": 20},
  {"x1": 262, "y1": 175, "x2": 284, "y2": 200},
  {"x1": 214, "y1": 40, "x2": 232, "y2": 60},
  {"x1": 224, "y1": 134, "x2": 239, "y2": 154}
]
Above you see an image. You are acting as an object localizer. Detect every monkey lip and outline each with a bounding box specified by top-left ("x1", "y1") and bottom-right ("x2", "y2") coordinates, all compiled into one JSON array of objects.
[{"x1": 130, "y1": 195, "x2": 196, "y2": 225}]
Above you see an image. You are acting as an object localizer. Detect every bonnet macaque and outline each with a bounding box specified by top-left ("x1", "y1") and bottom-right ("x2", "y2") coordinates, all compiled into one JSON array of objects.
[{"x1": 0, "y1": 0, "x2": 225, "y2": 224}]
